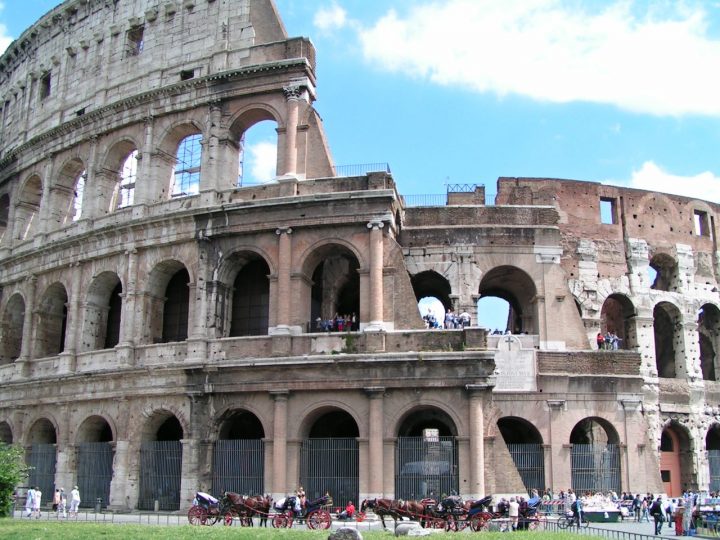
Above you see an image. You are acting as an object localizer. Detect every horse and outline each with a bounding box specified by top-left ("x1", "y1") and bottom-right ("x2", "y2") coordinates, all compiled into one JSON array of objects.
[
  {"x1": 360, "y1": 498, "x2": 403, "y2": 528},
  {"x1": 223, "y1": 492, "x2": 273, "y2": 526}
]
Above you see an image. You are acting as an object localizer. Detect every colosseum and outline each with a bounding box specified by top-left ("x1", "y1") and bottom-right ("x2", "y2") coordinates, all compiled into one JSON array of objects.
[{"x1": 0, "y1": 0, "x2": 719, "y2": 513}]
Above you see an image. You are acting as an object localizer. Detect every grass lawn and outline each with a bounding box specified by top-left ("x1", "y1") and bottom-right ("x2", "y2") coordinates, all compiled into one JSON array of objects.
[{"x1": 0, "y1": 520, "x2": 581, "y2": 540}]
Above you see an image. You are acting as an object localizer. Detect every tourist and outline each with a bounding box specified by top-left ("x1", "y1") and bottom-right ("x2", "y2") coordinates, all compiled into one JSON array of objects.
[
  {"x1": 650, "y1": 495, "x2": 664, "y2": 535},
  {"x1": 596, "y1": 332, "x2": 605, "y2": 350},
  {"x1": 32, "y1": 486, "x2": 42, "y2": 519},
  {"x1": 56, "y1": 488, "x2": 67, "y2": 519},
  {"x1": 69, "y1": 486, "x2": 81, "y2": 517},
  {"x1": 508, "y1": 497, "x2": 519, "y2": 530},
  {"x1": 24, "y1": 486, "x2": 35, "y2": 518},
  {"x1": 338, "y1": 500, "x2": 355, "y2": 520}
]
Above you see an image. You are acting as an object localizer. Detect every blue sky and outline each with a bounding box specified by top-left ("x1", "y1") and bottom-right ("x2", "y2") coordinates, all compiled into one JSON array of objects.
[{"x1": 2, "y1": 0, "x2": 720, "y2": 329}]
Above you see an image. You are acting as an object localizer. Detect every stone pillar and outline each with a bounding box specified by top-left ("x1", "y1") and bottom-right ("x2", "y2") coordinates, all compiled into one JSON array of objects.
[
  {"x1": 271, "y1": 228, "x2": 293, "y2": 335},
  {"x1": 546, "y1": 399, "x2": 567, "y2": 491},
  {"x1": 188, "y1": 254, "x2": 209, "y2": 361},
  {"x1": 282, "y1": 85, "x2": 301, "y2": 176},
  {"x1": 365, "y1": 387, "x2": 385, "y2": 498},
  {"x1": 682, "y1": 321, "x2": 702, "y2": 380},
  {"x1": 116, "y1": 249, "x2": 137, "y2": 365},
  {"x1": 364, "y1": 220, "x2": 385, "y2": 331},
  {"x1": 632, "y1": 315, "x2": 657, "y2": 377},
  {"x1": 133, "y1": 116, "x2": 155, "y2": 213},
  {"x1": 179, "y1": 438, "x2": 201, "y2": 510},
  {"x1": 271, "y1": 390, "x2": 289, "y2": 500},
  {"x1": 17, "y1": 275, "x2": 37, "y2": 376},
  {"x1": 466, "y1": 384, "x2": 485, "y2": 498},
  {"x1": 621, "y1": 398, "x2": 643, "y2": 493},
  {"x1": 108, "y1": 440, "x2": 130, "y2": 510},
  {"x1": 38, "y1": 154, "x2": 56, "y2": 236},
  {"x1": 58, "y1": 262, "x2": 81, "y2": 373},
  {"x1": 83, "y1": 136, "x2": 99, "y2": 218}
]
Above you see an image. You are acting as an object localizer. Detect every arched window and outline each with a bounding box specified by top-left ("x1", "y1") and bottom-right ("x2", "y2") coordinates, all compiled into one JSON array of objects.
[
  {"x1": 118, "y1": 150, "x2": 137, "y2": 208},
  {"x1": 72, "y1": 170, "x2": 86, "y2": 221},
  {"x1": 162, "y1": 269, "x2": 189, "y2": 342},
  {"x1": 171, "y1": 134, "x2": 201, "y2": 197}
]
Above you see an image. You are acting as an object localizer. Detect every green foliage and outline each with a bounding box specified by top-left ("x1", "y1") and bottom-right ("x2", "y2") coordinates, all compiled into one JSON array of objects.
[
  {"x1": 0, "y1": 443, "x2": 29, "y2": 517},
  {"x1": 341, "y1": 334, "x2": 357, "y2": 354}
]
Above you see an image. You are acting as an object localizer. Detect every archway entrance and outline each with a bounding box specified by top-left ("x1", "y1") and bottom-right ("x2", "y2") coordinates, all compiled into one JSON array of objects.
[
  {"x1": 212, "y1": 410, "x2": 265, "y2": 495},
  {"x1": 300, "y1": 409, "x2": 359, "y2": 507},
  {"x1": 600, "y1": 294, "x2": 637, "y2": 350},
  {"x1": 26, "y1": 419, "x2": 57, "y2": 500},
  {"x1": 138, "y1": 413, "x2": 183, "y2": 511},
  {"x1": 497, "y1": 417, "x2": 545, "y2": 492},
  {"x1": 76, "y1": 416, "x2": 114, "y2": 508},
  {"x1": 708, "y1": 425, "x2": 720, "y2": 493},
  {"x1": 570, "y1": 417, "x2": 621, "y2": 493},
  {"x1": 478, "y1": 266, "x2": 537, "y2": 334},
  {"x1": 395, "y1": 408, "x2": 458, "y2": 500},
  {"x1": 309, "y1": 248, "x2": 360, "y2": 330},
  {"x1": 661, "y1": 424, "x2": 693, "y2": 497}
]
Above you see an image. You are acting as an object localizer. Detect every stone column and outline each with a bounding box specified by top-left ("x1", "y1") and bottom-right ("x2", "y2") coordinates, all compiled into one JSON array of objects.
[
  {"x1": 621, "y1": 398, "x2": 643, "y2": 493},
  {"x1": 271, "y1": 390, "x2": 289, "y2": 500},
  {"x1": 682, "y1": 321, "x2": 701, "y2": 380},
  {"x1": 17, "y1": 275, "x2": 37, "y2": 376},
  {"x1": 365, "y1": 221, "x2": 385, "y2": 331},
  {"x1": 271, "y1": 228, "x2": 293, "y2": 335},
  {"x1": 365, "y1": 387, "x2": 385, "y2": 498},
  {"x1": 188, "y1": 254, "x2": 209, "y2": 361},
  {"x1": 179, "y1": 438, "x2": 201, "y2": 510},
  {"x1": 282, "y1": 85, "x2": 301, "y2": 176},
  {"x1": 631, "y1": 315, "x2": 657, "y2": 377},
  {"x1": 83, "y1": 136, "x2": 99, "y2": 218},
  {"x1": 37, "y1": 154, "x2": 56, "y2": 236},
  {"x1": 108, "y1": 440, "x2": 130, "y2": 510},
  {"x1": 116, "y1": 249, "x2": 137, "y2": 366},
  {"x1": 466, "y1": 384, "x2": 485, "y2": 498},
  {"x1": 58, "y1": 262, "x2": 81, "y2": 373},
  {"x1": 546, "y1": 400, "x2": 567, "y2": 491},
  {"x1": 133, "y1": 116, "x2": 154, "y2": 213}
]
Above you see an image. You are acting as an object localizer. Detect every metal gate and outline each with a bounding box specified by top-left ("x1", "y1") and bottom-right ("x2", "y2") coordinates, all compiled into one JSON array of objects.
[
  {"x1": 507, "y1": 443, "x2": 545, "y2": 492},
  {"x1": 300, "y1": 438, "x2": 358, "y2": 507},
  {"x1": 77, "y1": 442, "x2": 114, "y2": 508},
  {"x1": 212, "y1": 439, "x2": 264, "y2": 495},
  {"x1": 26, "y1": 444, "x2": 56, "y2": 500},
  {"x1": 571, "y1": 443, "x2": 621, "y2": 493},
  {"x1": 138, "y1": 440, "x2": 182, "y2": 511},
  {"x1": 709, "y1": 450, "x2": 720, "y2": 493},
  {"x1": 395, "y1": 436, "x2": 458, "y2": 500}
]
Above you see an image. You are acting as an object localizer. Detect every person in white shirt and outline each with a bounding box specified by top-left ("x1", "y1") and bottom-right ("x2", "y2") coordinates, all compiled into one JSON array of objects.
[
  {"x1": 69, "y1": 486, "x2": 81, "y2": 517},
  {"x1": 509, "y1": 497, "x2": 520, "y2": 531},
  {"x1": 32, "y1": 487, "x2": 42, "y2": 519},
  {"x1": 24, "y1": 487, "x2": 35, "y2": 518}
]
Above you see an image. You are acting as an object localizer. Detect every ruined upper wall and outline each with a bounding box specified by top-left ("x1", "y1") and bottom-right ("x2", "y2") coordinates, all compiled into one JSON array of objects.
[{"x1": 0, "y1": 0, "x2": 299, "y2": 155}]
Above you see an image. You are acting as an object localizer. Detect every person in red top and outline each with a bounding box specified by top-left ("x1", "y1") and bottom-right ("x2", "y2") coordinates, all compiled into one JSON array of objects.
[{"x1": 339, "y1": 501, "x2": 355, "y2": 520}]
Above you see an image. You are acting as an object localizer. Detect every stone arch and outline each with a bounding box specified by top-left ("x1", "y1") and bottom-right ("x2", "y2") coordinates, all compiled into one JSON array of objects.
[
  {"x1": 479, "y1": 265, "x2": 538, "y2": 334},
  {"x1": 698, "y1": 303, "x2": 720, "y2": 381},
  {"x1": 75, "y1": 415, "x2": 115, "y2": 510},
  {"x1": 80, "y1": 271, "x2": 122, "y2": 352},
  {"x1": 600, "y1": 293, "x2": 637, "y2": 350},
  {"x1": 25, "y1": 417, "x2": 58, "y2": 499},
  {"x1": 100, "y1": 138, "x2": 140, "y2": 212},
  {"x1": 145, "y1": 260, "x2": 190, "y2": 344},
  {"x1": 15, "y1": 174, "x2": 42, "y2": 240},
  {"x1": 411, "y1": 270, "x2": 453, "y2": 312},
  {"x1": 0, "y1": 292, "x2": 25, "y2": 364},
  {"x1": 0, "y1": 420, "x2": 13, "y2": 443},
  {"x1": 653, "y1": 301, "x2": 684, "y2": 378},
  {"x1": 76, "y1": 414, "x2": 115, "y2": 443},
  {"x1": 299, "y1": 405, "x2": 360, "y2": 506},
  {"x1": 26, "y1": 416, "x2": 58, "y2": 445},
  {"x1": 52, "y1": 157, "x2": 86, "y2": 226},
  {"x1": 35, "y1": 281, "x2": 68, "y2": 358},
  {"x1": 649, "y1": 252, "x2": 680, "y2": 292},
  {"x1": 496, "y1": 416, "x2": 546, "y2": 494},
  {"x1": 157, "y1": 121, "x2": 203, "y2": 199},
  {"x1": 229, "y1": 105, "x2": 282, "y2": 186},
  {"x1": 301, "y1": 241, "x2": 363, "y2": 331},
  {"x1": 138, "y1": 409, "x2": 184, "y2": 511},
  {"x1": 569, "y1": 417, "x2": 621, "y2": 493},
  {"x1": 0, "y1": 192, "x2": 9, "y2": 242},
  {"x1": 660, "y1": 421, "x2": 695, "y2": 496},
  {"x1": 497, "y1": 416, "x2": 544, "y2": 445},
  {"x1": 212, "y1": 408, "x2": 266, "y2": 495},
  {"x1": 707, "y1": 424, "x2": 720, "y2": 492}
]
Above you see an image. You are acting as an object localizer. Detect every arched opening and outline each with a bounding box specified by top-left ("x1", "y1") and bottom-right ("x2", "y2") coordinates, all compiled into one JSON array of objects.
[
  {"x1": 649, "y1": 253, "x2": 679, "y2": 292},
  {"x1": 162, "y1": 269, "x2": 189, "y2": 342},
  {"x1": 52, "y1": 158, "x2": 86, "y2": 226},
  {"x1": 0, "y1": 293, "x2": 24, "y2": 364},
  {"x1": 81, "y1": 272, "x2": 122, "y2": 352},
  {"x1": 660, "y1": 423, "x2": 694, "y2": 496},
  {"x1": 301, "y1": 409, "x2": 359, "y2": 507},
  {"x1": 479, "y1": 266, "x2": 537, "y2": 334},
  {"x1": 497, "y1": 417, "x2": 545, "y2": 492},
  {"x1": 213, "y1": 410, "x2": 265, "y2": 495},
  {"x1": 118, "y1": 150, "x2": 138, "y2": 209},
  {"x1": 708, "y1": 425, "x2": 720, "y2": 493},
  {"x1": 411, "y1": 271, "x2": 452, "y2": 321},
  {"x1": 0, "y1": 421, "x2": 13, "y2": 443},
  {"x1": 15, "y1": 175, "x2": 42, "y2": 240},
  {"x1": 76, "y1": 416, "x2": 114, "y2": 508},
  {"x1": 171, "y1": 134, "x2": 202, "y2": 197},
  {"x1": 418, "y1": 296, "x2": 445, "y2": 329},
  {"x1": 35, "y1": 283, "x2": 68, "y2": 358},
  {"x1": 395, "y1": 408, "x2": 458, "y2": 499},
  {"x1": 477, "y1": 296, "x2": 511, "y2": 334},
  {"x1": 699, "y1": 304, "x2": 720, "y2": 381},
  {"x1": 654, "y1": 302, "x2": 683, "y2": 378},
  {"x1": 237, "y1": 119, "x2": 279, "y2": 185},
  {"x1": 308, "y1": 245, "x2": 360, "y2": 331},
  {"x1": 230, "y1": 258, "x2": 270, "y2": 336},
  {"x1": 26, "y1": 418, "x2": 57, "y2": 500},
  {"x1": 138, "y1": 412, "x2": 183, "y2": 510},
  {"x1": 0, "y1": 193, "x2": 9, "y2": 242},
  {"x1": 600, "y1": 294, "x2": 637, "y2": 350},
  {"x1": 569, "y1": 417, "x2": 621, "y2": 494}
]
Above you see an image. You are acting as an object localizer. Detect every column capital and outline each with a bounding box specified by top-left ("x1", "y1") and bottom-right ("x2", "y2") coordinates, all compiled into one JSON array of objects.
[
  {"x1": 276, "y1": 227, "x2": 293, "y2": 235},
  {"x1": 283, "y1": 84, "x2": 303, "y2": 101},
  {"x1": 364, "y1": 386, "x2": 386, "y2": 397},
  {"x1": 546, "y1": 399, "x2": 566, "y2": 411},
  {"x1": 620, "y1": 398, "x2": 642, "y2": 412},
  {"x1": 367, "y1": 221, "x2": 385, "y2": 230},
  {"x1": 270, "y1": 390, "x2": 290, "y2": 401},
  {"x1": 465, "y1": 383, "x2": 492, "y2": 395}
]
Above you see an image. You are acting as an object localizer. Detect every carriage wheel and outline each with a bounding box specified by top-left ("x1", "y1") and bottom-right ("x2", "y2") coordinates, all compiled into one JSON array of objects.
[
  {"x1": 428, "y1": 517, "x2": 445, "y2": 529},
  {"x1": 223, "y1": 509, "x2": 238, "y2": 526},
  {"x1": 470, "y1": 515, "x2": 486, "y2": 531},
  {"x1": 445, "y1": 516, "x2": 458, "y2": 532},
  {"x1": 307, "y1": 509, "x2": 332, "y2": 530},
  {"x1": 355, "y1": 512, "x2": 365, "y2": 523},
  {"x1": 206, "y1": 511, "x2": 221, "y2": 526},
  {"x1": 273, "y1": 512, "x2": 292, "y2": 528},
  {"x1": 528, "y1": 519, "x2": 540, "y2": 531},
  {"x1": 188, "y1": 506, "x2": 207, "y2": 526}
]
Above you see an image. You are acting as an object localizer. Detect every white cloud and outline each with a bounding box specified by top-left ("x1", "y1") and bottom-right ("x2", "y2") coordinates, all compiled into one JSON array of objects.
[
  {"x1": 313, "y1": 3, "x2": 348, "y2": 32},
  {"x1": 247, "y1": 141, "x2": 277, "y2": 184},
  {"x1": 0, "y1": 2, "x2": 11, "y2": 55},
  {"x1": 615, "y1": 161, "x2": 720, "y2": 202},
  {"x1": 357, "y1": 0, "x2": 720, "y2": 117}
]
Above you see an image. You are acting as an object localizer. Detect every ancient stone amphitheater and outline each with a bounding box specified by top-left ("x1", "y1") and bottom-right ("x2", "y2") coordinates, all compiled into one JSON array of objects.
[{"x1": 0, "y1": 0, "x2": 718, "y2": 512}]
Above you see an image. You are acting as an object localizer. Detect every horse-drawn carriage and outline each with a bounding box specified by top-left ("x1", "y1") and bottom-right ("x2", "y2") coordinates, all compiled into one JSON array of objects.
[
  {"x1": 187, "y1": 492, "x2": 224, "y2": 526},
  {"x1": 271, "y1": 494, "x2": 333, "y2": 529}
]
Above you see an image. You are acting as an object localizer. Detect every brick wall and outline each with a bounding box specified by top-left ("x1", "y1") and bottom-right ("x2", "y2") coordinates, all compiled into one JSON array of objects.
[{"x1": 538, "y1": 351, "x2": 641, "y2": 376}]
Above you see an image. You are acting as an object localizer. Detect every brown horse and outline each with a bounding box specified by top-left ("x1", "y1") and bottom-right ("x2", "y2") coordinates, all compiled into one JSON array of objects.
[
  {"x1": 360, "y1": 498, "x2": 403, "y2": 528},
  {"x1": 224, "y1": 493, "x2": 273, "y2": 526}
]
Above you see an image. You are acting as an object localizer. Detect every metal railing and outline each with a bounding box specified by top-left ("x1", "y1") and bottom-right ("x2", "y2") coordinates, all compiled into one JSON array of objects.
[
  {"x1": 334, "y1": 163, "x2": 391, "y2": 177},
  {"x1": 403, "y1": 192, "x2": 498, "y2": 207}
]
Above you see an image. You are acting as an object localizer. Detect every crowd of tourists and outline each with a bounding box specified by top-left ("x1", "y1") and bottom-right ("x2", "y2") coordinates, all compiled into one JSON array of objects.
[
  {"x1": 423, "y1": 309, "x2": 471, "y2": 329},
  {"x1": 315, "y1": 313, "x2": 358, "y2": 332},
  {"x1": 596, "y1": 331, "x2": 622, "y2": 350}
]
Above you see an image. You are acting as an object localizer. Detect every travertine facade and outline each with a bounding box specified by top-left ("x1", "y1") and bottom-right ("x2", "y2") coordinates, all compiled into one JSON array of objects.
[{"x1": 0, "y1": 0, "x2": 718, "y2": 512}]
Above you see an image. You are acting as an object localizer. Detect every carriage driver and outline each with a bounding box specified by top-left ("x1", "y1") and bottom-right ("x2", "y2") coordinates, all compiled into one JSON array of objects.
[{"x1": 296, "y1": 486, "x2": 306, "y2": 508}]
